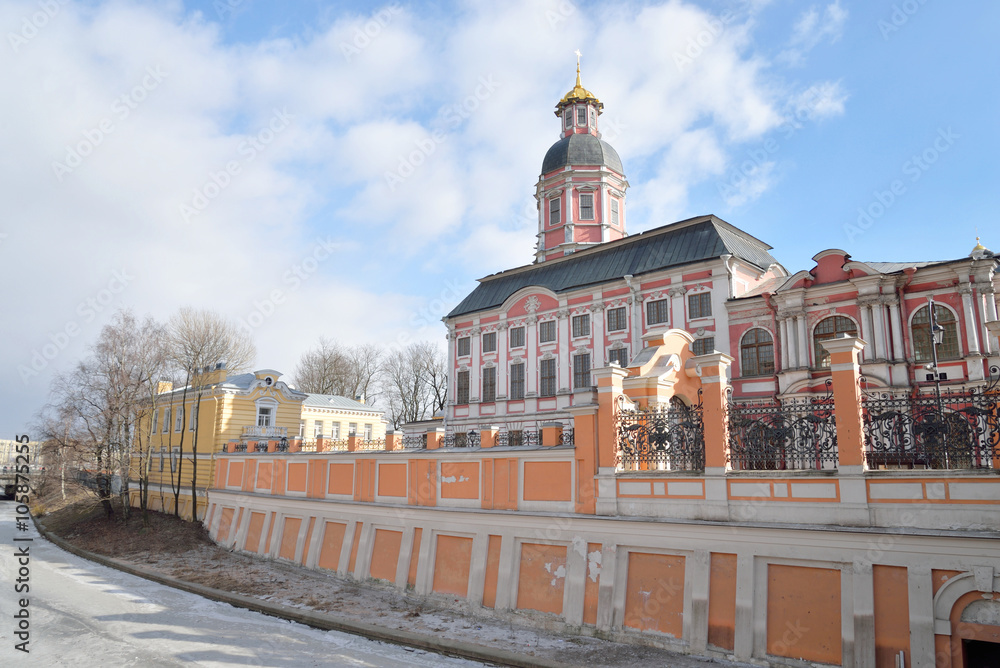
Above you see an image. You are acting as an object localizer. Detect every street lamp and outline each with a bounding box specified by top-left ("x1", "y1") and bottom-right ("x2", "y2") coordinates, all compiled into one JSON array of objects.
[{"x1": 926, "y1": 297, "x2": 947, "y2": 466}]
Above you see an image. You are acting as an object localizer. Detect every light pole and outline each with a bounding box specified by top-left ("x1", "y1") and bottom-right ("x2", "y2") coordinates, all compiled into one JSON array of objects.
[{"x1": 927, "y1": 297, "x2": 947, "y2": 466}]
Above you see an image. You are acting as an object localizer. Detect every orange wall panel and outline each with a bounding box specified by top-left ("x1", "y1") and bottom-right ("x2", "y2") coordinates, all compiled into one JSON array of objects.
[
  {"x1": 582, "y1": 542, "x2": 601, "y2": 626},
  {"x1": 482, "y1": 535, "x2": 502, "y2": 608},
  {"x1": 226, "y1": 461, "x2": 244, "y2": 487},
  {"x1": 328, "y1": 463, "x2": 354, "y2": 495},
  {"x1": 217, "y1": 507, "x2": 234, "y2": 542},
  {"x1": 932, "y1": 569, "x2": 963, "y2": 596},
  {"x1": 279, "y1": 517, "x2": 301, "y2": 561},
  {"x1": 523, "y1": 462, "x2": 571, "y2": 501},
  {"x1": 623, "y1": 552, "x2": 685, "y2": 636},
  {"x1": 766, "y1": 564, "x2": 841, "y2": 664},
  {"x1": 243, "y1": 460, "x2": 256, "y2": 491},
  {"x1": 432, "y1": 535, "x2": 474, "y2": 597},
  {"x1": 441, "y1": 461, "x2": 480, "y2": 499},
  {"x1": 256, "y1": 462, "x2": 272, "y2": 489},
  {"x1": 348, "y1": 522, "x2": 363, "y2": 573},
  {"x1": 244, "y1": 511, "x2": 266, "y2": 554},
  {"x1": 377, "y1": 463, "x2": 408, "y2": 498},
  {"x1": 407, "y1": 527, "x2": 423, "y2": 587},
  {"x1": 516, "y1": 543, "x2": 568, "y2": 616},
  {"x1": 286, "y1": 462, "x2": 308, "y2": 493},
  {"x1": 318, "y1": 521, "x2": 346, "y2": 571},
  {"x1": 873, "y1": 565, "x2": 910, "y2": 668},
  {"x1": 370, "y1": 529, "x2": 403, "y2": 582},
  {"x1": 300, "y1": 517, "x2": 315, "y2": 565},
  {"x1": 709, "y1": 553, "x2": 738, "y2": 650}
]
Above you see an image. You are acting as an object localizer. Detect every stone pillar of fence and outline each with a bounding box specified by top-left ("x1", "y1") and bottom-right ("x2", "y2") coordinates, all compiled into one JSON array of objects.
[
  {"x1": 316, "y1": 436, "x2": 326, "y2": 452},
  {"x1": 541, "y1": 422, "x2": 563, "y2": 447},
  {"x1": 593, "y1": 365, "x2": 629, "y2": 516},
  {"x1": 347, "y1": 435, "x2": 359, "y2": 452},
  {"x1": 384, "y1": 431, "x2": 399, "y2": 451},
  {"x1": 566, "y1": 402, "x2": 598, "y2": 515},
  {"x1": 820, "y1": 335, "x2": 868, "y2": 470},
  {"x1": 683, "y1": 352, "x2": 733, "y2": 470},
  {"x1": 480, "y1": 425, "x2": 499, "y2": 449},
  {"x1": 267, "y1": 440, "x2": 278, "y2": 453},
  {"x1": 289, "y1": 438, "x2": 301, "y2": 453},
  {"x1": 426, "y1": 428, "x2": 444, "y2": 450}
]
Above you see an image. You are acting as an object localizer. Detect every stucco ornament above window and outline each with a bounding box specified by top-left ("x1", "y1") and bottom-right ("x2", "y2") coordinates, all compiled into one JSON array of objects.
[{"x1": 524, "y1": 295, "x2": 540, "y2": 312}]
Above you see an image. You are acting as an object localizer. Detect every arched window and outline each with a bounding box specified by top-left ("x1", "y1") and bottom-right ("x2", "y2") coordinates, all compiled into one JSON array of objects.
[
  {"x1": 911, "y1": 304, "x2": 960, "y2": 362},
  {"x1": 740, "y1": 328, "x2": 774, "y2": 377},
  {"x1": 813, "y1": 316, "x2": 857, "y2": 368}
]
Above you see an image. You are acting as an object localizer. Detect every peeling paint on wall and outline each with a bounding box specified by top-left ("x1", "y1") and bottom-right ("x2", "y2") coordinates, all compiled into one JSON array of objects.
[
  {"x1": 544, "y1": 561, "x2": 567, "y2": 586},
  {"x1": 587, "y1": 549, "x2": 602, "y2": 583}
]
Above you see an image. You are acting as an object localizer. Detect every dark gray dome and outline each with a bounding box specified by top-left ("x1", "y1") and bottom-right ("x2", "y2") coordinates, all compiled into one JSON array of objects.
[{"x1": 541, "y1": 134, "x2": 624, "y2": 175}]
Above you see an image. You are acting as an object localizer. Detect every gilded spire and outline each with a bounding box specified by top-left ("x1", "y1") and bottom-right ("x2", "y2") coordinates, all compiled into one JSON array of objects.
[{"x1": 557, "y1": 51, "x2": 602, "y2": 110}]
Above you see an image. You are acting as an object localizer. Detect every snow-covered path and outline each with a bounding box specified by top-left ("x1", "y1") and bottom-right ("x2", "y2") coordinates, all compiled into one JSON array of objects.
[{"x1": 0, "y1": 502, "x2": 485, "y2": 667}]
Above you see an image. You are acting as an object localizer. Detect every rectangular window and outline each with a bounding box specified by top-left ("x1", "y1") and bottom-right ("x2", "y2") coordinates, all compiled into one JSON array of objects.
[
  {"x1": 608, "y1": 348, "x2": 630, "y2": 367},
  {"x1": 457, "y1": 370, "x2": 470, "y2": 404},
  {"x1": 152, "y1": 409, "x2": 159, "y2": 434},
  {"x1": 482, "y1": 331, "x2": 496, "y2": 353},
  {"x1": 607, "y1": 306, "x2": 627, "y2": 332},
  {"x1": 692, "y1": 337, "x2": 715, "y2": 356},
  {"x1": 573, "y1": 353, "x2": 591, "y2": 389},
  {"x1": 189, "y1": 405, "x2": 198, "y2": 431},
  {"x1": 549, "y1": 197, "x2": 560, "y2": 225},
  {"x1": 540, "y1": 359, "x2": 556, "y2": 397},
  {"x1": 170, "y1": 447, "x2": 178, "y2": 473},
  {"x1": 159, "y1": 446, "x2": 165, "y2": 472},
  {"x1": 163, "y1": 408, "x2": 170, "y2": 433},
  {"x1": 482, "y1": 366, "x2": 496, "y2": 403},
  {"x1": 257, "y1": 407, "x2": 272, "y2": 427},
  {"x1": 509, "y1": 363, "x2": 525, "y2": 400},
  {"x1": 364, "y1": 424, "x2": 373, "y2": 440},
  {"x1": 576, "y1": 106, "x2": 586, "y2": 125},
  {"x1": 646, "y1": 299, "x2": 669, "y2": 325},
  {"x1": 509, "y1": 326, "x2": 525, "y2": 348},
  {"x1": 579, "y1": 193, "x2": 594, "y2": 220},
  {"x1": 174, "y1": 407, "x2": 184, "y2": 432},
  {"x1": 457, "y1": 336, "x2": 471, "y2": 357},
  {"x1": 610, "y1": 198, "x2": 619, "y2": 226},
  {"x1": 571, "y1": 313, "x2": 590, "y2": 338},
  {"x1": 688, "y1": 292, "x2": 712, "y2": 319},
  {"x1": 563, "y1": 109, "x2": 572, "y2": 129},
  {"x1": 314, "y1": 421, "x2": 324, "y2": 438},
  {"x1": 299, "y1": 421, "x2": 305, "y2": 437},
  {"x1": 331, "y1": 423, "x2": 340, "y2": 439},
  {"x1": 349, "y1": 423, "x2": 357, "y2": 436},
  {"x1": 539, "y1": 320, "x2": 556, "y2": 343}
]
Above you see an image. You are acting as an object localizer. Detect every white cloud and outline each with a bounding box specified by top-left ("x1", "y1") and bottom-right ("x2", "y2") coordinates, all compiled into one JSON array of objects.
[{"x1": 779, "y1": 1, "x2": 848, "y2": 66}]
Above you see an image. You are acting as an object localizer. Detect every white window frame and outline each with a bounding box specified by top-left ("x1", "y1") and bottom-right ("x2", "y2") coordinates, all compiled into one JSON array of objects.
[
  {"x1": 549, "y1": 197, "x2": 561, "y2": 226},
  {"x1": 579, "y1": 193, "x2": 594, "y2": 220},
  {"x1": 174, "y1": 406, "x2": 184, "y2": 432}
]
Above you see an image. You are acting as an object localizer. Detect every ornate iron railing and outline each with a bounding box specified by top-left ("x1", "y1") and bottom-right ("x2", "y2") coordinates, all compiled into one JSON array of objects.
[
  {"x1": 275, "y1": 438, "x2": 289, "y2": 453},
  {"x1": 325, "y1": 439, "x2": 350, "y2": 451},
  {"x1": 496, "y1": 430, "x2": 541, "y2": 447},
  {"x1": 233, "y1": 442, "x2": 247, "y2": 453},
  {"x1": 727, "y1": 384, "x2": 838, "y2": 471},
  {"x1": 617, "y1": 395, "x2": 705, "y2": 471},
  {"x1": 559, "y1": 428, "x2": 574, "y2": 447},
  {"x1": 253, "y1": 441, "x2": 268, "y2": 453},
  {"x1": 443, "y1": 431, "x2": 479, "y2": 448},
  {"x1": 401, "y1": 434, "x2": 427, "y2": 450},
  {"x1": 356, "y1": 438, "x2": 385, "y2": 451},
  {"x1": 299, "y1": 439, "x2": 317, "y2": 452},
  {"x1": 861, "y1": 366, "x2": 1000, "y2": 469}
]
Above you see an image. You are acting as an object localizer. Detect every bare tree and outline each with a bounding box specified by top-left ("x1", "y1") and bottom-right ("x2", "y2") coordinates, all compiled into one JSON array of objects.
[
  {"x1": 293, "y1": 338, "x2": 382, "y2": 403},
  {"x1": 38, "y1": 309, "x2": 163, "y2": 520},
  {"x1": 380, "y1": 342, "x2": 447, "y2": 429},
  {"x1": 167, "y1": 308, "x2": 256, "y2": 520}
]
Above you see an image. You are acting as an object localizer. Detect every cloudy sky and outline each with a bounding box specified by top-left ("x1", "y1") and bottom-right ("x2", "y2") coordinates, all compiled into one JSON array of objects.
[{"x1": 2, "y1": 0, "x2": 998, "y2": 437}]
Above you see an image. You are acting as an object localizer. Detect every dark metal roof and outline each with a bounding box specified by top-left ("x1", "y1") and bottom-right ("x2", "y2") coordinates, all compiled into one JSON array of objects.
[
  {"x1": 448, "y1": 216, "x2": 778, "y2": 318},
  {"x1": 541, "y1": 134, "x2": 624, "y2": 175}
]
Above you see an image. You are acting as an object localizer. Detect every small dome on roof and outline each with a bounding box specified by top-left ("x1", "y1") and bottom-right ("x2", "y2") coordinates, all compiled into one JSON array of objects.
[{"x1": 541, "y1": 133, "x2": 624, "y2": 175}]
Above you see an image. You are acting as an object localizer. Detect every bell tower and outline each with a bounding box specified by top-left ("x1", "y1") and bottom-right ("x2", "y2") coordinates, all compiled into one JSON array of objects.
[{"x1": 535, "y1": 56, "x2": 628, "y2": 263}]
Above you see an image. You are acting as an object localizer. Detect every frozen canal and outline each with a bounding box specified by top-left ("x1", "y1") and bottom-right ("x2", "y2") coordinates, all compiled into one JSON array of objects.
[{"x1": 0, "y1": 502, "x2": 486, "y2": 667}]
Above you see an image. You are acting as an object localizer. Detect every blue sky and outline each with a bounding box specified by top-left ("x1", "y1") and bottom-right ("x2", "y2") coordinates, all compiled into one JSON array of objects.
[{"x1": 1, "y1": 0, "x2": 998, "y2": 437}]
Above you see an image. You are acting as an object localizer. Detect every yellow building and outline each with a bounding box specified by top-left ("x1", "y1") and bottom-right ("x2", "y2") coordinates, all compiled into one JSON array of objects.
[
  {"x1": 130, "y1": 366, "x2": 305, "y2": 520},
  {"x1": 299, "y1": 394, "x2": 388, "y2": 445}
]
